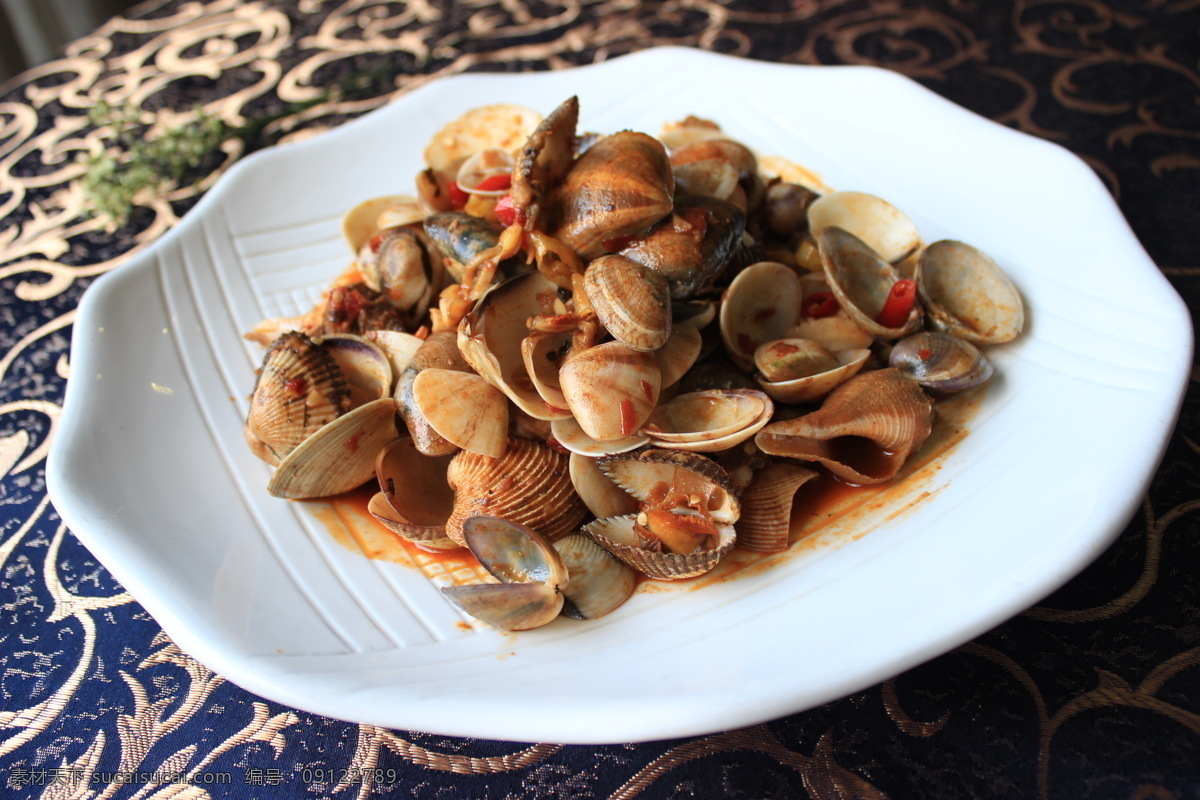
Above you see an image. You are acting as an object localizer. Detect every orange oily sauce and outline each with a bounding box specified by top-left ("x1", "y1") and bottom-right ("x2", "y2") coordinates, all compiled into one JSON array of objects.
[{"x1": 304, "y1": 385, "x2": 984, "y2": 593}]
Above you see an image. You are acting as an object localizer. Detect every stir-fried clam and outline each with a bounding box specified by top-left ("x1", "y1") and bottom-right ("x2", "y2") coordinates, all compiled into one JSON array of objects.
[{"x1": 241, "y1": 97, "x2": 1026, "y2": 630}]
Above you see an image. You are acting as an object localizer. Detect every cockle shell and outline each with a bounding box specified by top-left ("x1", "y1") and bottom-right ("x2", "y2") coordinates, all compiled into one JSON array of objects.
[
  {"x1": 440, "y1": 516, "x2": 567, "y2": 631},
  {"x1": 445, "y1": 438, "x2": 587, "y2": 546},
  {"x1": 244, "y1": 331, "x2": 351, "y2": 466},
  {"x1": 754, "y1": 368, "x2": 935, "y2": 485},
  {"x1": 583, "y1": 514, "x2": 736, "y2": 580},
  {"x1": 583, "y1": 254, "x2": 673, "y2": 352},
  {"x1": 917, "y1": 239, "x2": 1024, "y2": 345},
  {"x1": 734, "y1": 463, "x2": 819, "y2": 553},
  {"x1": 549, "y1": 131, "x2": 675, "y2": 259},
  {"x1": 597, "y1": 448, "x2": 741, "y2": 525}
]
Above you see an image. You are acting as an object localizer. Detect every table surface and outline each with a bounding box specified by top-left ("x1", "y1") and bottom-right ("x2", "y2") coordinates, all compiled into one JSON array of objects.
[{"x1": 1, "y1": 1, "x2": 1198, "y2": 798}]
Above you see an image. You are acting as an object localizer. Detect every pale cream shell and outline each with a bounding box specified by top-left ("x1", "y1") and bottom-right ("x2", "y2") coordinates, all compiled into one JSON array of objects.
[
  {"x1": 558, "y1": 341, "x2": 662, "y2": 442},
  {"x1": 755, "y1": 347, "x2": 871, "y2": 404},
  {"x1": 807, "y1": 190, "x2": 921, "y2": 264},
  {"x1": 719, "y1": 261, "x2": 803, "y2": 369},
  {"x1": 554, "y1": 533, "x2": 637, "y2": 620},
  {"x1": 412, "y1": 368, "x2": 509, "y2": 459}
]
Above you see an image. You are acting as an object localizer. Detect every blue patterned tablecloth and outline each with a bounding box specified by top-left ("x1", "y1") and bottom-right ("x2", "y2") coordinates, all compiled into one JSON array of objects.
[{"x1": 1, "y1": 1, "x2": 1198, "y2": 797}]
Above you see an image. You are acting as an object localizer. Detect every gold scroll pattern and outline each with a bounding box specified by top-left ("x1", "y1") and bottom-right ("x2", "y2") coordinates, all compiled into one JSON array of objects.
[{"x1": 0, "y1": 0, "x2": 1197, "y2": 797}]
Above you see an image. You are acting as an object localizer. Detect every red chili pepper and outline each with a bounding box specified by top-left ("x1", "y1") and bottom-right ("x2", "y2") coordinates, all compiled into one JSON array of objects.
[
  {"x1": 448, "y1": 181, "x2": 469, "y2": 209},
  {"x1": 802, "y1": 291, "x2": 839, "y2": 319},
  {"x1": 875, "y1": 279, "x2": 917, "y2": 328},
  {"x1": 601, "y1": 232, "x2": 637, "y2": 252},
  {"x1": 619, "y1": 399, "x2": 638, "y2": 437},
  {"x1": 495, "y1": 193, "x2": 520, "y2": 226},
  {"x1": 474, "y1": 174, "x2": 512, "y2": 192}
]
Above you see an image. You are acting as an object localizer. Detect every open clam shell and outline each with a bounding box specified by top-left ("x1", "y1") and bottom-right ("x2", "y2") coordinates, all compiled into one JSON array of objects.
[
  {"x1": 754, "y1": 342, "x2": 871, "y2": 404},
  {"x1": 754, "y1": 368, "x2": 935, "y2": 485},
  {"x1": 440, "y1": 516, "x2": 567, "y2": 631},
  {"x1": 551, "y1": 415, "x2": 649, "y2": 457},
  {"x1": 818, "y1": 227, "x2": 923, "y2": 339},
  {"x1": 446, "y1": 438, "x2": 587, "y2": 546},
  {"x1": 719, "y1": 261, "x2": 804, "y2": 370},
  {"x1": 917, "y1": 239, "x2": 1024, "y2": 345},
  {"x1": 554, "y1": 533, "x2": 637, "y2": 620},
  {"x1": 521, "y1": 330, "x2": 572, "y2": 414},
  {"x1": 583, "y1": 514, "x2": 736, "y2": 580},
  {"x1": 807, "y1": 190, "x2": 921, "y2": 264},
  {"x1": 735, "y1": 463, "x2": 819, "y2": 553},
  {"x1": 371, "y1": 437, "x2": 458, "y2": 551},
  {"x1": 343, "y1": 194, "x2": 426, "y2": 253},
  {"x1": 643, "y1": 389, "x2": 773, "y2": 453},
  {"x1": 267, "y1": 397, "x2": 398, "y2": 499},
  {"x1": 455, "y1": 148, "x2": 516, "y2": 196},
  {"x1": 655, "y1": 324, "x2": 704, "y2": 388},
  {"x1": 459, "y1": 271, "x2": 573, "y2": 421}
]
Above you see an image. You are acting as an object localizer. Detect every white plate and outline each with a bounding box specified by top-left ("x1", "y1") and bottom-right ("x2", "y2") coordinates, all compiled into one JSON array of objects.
[{"x1": 47, "y1": 47, "x2": 1192, "y2": 744}]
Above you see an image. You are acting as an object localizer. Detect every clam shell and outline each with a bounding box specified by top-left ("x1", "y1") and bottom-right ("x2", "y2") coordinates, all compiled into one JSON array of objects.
[
  {"x1": 917, "y1": 239, "x2": 1024, "y2": 345},
  {"x1": 672, "y1": 160, "x2": 739, "y2": 205},
  {"x1": 412, "y1": 368, "x2": 509, "y2": 458},
  {"x1": 754, "y1": 368, "x2": 935, "y2": 485},
  {"x1": 343, "y1": 195, "x2": 425, "y2": 253},
  {"x1": 267, "y1": 397, "x2": 398, "y2": 499},
  {"x1": 654, "y1": 324, "x2": 703, "y2": 388},
  {"x1": 396, "y1": 330, "x2": 469, "y2": 457},
  {"x1": 568, "y1": 452, "x2": 640, "y2": 518},
  {"x1": 735, "y1": 463, "x2": 819, "y2": 553},
  {"x1": 558, "y1": 341, "x2": 662, "y2": 441},
  {"x1": 553, "y1": 533, "x2": 637, "y2": 619},
  {"x1": 755, "y1": 343, "x2": 871, "y2": 404},
  {"x1": 597, "y1": 448, "x2": 741, "y2": 525},
  {"x1": 788, "y1": 314, "x2": 875, "y2": 351},
  {"x1": 371, "y1": 437, "x2": 458, "y2": 551},
  {"x1": 455, "y1": 148, "x2": 515, "y2": 196},
  {"x1": 363, "y1": 330, "x2": 424, "y2": 380},
  {"x1": 355, "y1": 227, "x2": 434, "y2": 312},
  {"x1": 244, "y1": 331, "x2": 350, "y2": 466},
  {"x1": 583, "y1": 514, "x2": 735, "y2": 580},
  {"x1": 509, "y1": 96, "x2": 579, "y2": 229},
  {"x1": 818, "y1": 227, "x2": 923, "y2": 339},
  {"x1": 551, "y1": 415, "x2": 649, "y2": 457},
  {"x1": 520, "y1": 330, "x2": 572, "y2": 414},
  {"x1": 424, "y1": 104, "x2": 542, "y2": 176},
  {"x1": 807, "y1": 190, "x2": 921, "y2": 264},
  {"x1": 719, "y1": 261, "x2": 804, "y2": 370},
  {"x1": 322, "y1": 334, "x2": 393, "y2": 407},
  {"x1": 440, "y1": 516, "x2": 566, "y2": 631},
  {"x1": 459, "y1": 271, "x2": 573, "y2": 421},
  {"x1": 584, "y1": 254, "x2": 672, "y2": 352},
  {"x1": 889, "y1": 331, "x2": 993, "y2": 393},
  {"x1": 643, "y1": 389, "x2": 773, "y2": 453},
  {"x1": 550, "y1": 131, "x2": 675, "y2": 259},
  {"x1": 445, "y1": 438, "x2": 587, "y2": 546}
]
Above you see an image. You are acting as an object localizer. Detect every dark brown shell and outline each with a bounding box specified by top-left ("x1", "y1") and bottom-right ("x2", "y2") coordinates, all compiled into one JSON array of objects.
[
  {"x1": 619, "y1": 195, "x2": 745, "y2": 300},
  {"x1": 549, "y1": 131, "x2": 674, "y2": 259}
]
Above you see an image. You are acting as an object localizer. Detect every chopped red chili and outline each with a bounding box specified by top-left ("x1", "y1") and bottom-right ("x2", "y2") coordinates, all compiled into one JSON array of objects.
[
  {"x1": 875, "y1": 279, "x2": 917, "y2": 328},
  {"x1": 619, "y1": 399, "x2": 638, "y2": 437},
  {"x1": 802, "y1": 291, "x2": 839, "y2": 319},
  {"x1": 494, "y1": 193, "x2": 520, "y2": 226},
  {"x1": 474, "y1": 174, "x2": 512, "y2": 192},
  {"x1": 448, "y1": 181, "x2": 470, "y2": 209}
]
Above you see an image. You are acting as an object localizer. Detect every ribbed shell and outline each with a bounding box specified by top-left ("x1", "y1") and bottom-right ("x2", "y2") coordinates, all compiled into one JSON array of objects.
[
  {"x1": 597, "y1": 448, "x2": 741, "y2": 525},
  {"x1": 754, "y1": 368, "x2": 935, "y2": 485},
  {"x1": 583, "y1": 514, "x2": 735, "y2": 580},
  {"x1": 244, "y1": 332, "x2": 350, "y2": 466},
  {"x1": 445, "y1": 438, "x2": 586, "y2": 546},
  {"x1": 735, "y1": 463, "x2": 819, "y2": 553}
]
